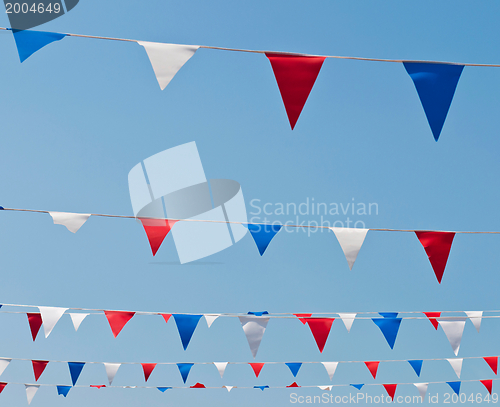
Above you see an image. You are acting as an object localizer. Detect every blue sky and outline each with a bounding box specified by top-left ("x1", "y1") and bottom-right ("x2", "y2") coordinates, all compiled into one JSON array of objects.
[{"x1": 0, "y1": 0, "x2": 499, "y2": 405}]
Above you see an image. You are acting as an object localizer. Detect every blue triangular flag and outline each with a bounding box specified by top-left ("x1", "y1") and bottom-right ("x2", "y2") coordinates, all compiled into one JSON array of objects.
[
  {"x1": 57, "y1": 385, "x2": 71, "y2": 397},
  {"x1": 177, "y1": 363, "x2": 194, "y2": 384},
  {"x1": 351, "y1": 384, "x2": 364, "y2": 390},
  {"x1": 379, "y1": 312, "x2": 398, "y2": 319},
  {"x1": 172, "y1": 314, "x2": 202, "y2": 350},
  {"x1": 12, "y1": 29, "x2": 66, "y2": 63},
  {"x1": 248, "y1": 311, "x2": 269, "y2": 316},
  {"x1": 157, "y1": 387, "x2": 172, "y2": 392},
  {"x1": 246, "y1": 224, "x2": 282, "y2": 256},
  {"x1": 286, "y1": 363, "x2": 302, "y2": 377},
  {"x1": 447, "y1": 381, "x2": 461, "y2": 395},
  {"x1": 68, "y1": 362, "x2": 85, "y2": 386},
  {"x1": 372, "y1": 317, "x2": 402, "y2": 349},
  {"x1": 404, "y1": 62, "x2": 464, "y2": 141},
  {"x1": 254, "y1": 385, "x2": 269, "y2": 391},
  {"x1": 408, "y1": 360, "x2": 423, "y2": 377}
]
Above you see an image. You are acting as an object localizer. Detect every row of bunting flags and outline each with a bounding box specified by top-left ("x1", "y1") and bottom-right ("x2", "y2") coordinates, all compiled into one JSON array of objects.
[{"x1": 5, "y1": 27, "x2": 480, "y2": 140}]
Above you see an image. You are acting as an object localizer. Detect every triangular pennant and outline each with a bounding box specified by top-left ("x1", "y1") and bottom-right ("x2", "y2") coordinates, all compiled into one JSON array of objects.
[
  {"x1": 213, "y1": 362, "x2": 228, "y2": 378},
  {"x1": 57, "y1": 385, "x2": 71, "y2": 397},
  {"x1": 0, "y1": 359, "x2": 11, "y2": 377},
  {"x1": 68, "y1": 362, "x2": 85, "y2": 386},
  {"x1": 238, "y1": 316, "x2": 270, "y2": 358},
  {"x1": 266, "y1": 53, "x2": 326, "y2": 129},
  {"x1": 90, "y1": 385, "x2": 106, "y2": 389},
  {"x1": 338, "y1": 313, "x2": 356, "y2": 333},
  {"x1": 190, "y1": 383, "x2": 206, "y2": 388},
  {"x1": 177, "y1": 363, "x2": 194, "y2": 384},
  {"x1": 141, "y1": 363, "x2": 157, "y2": 382},
  {"x1": 408, "y1": 360, "x2": 423, "y2": 377},
  {"x1": 330, "y1": 228, "x2": 369, "y2": 270},
  {"x1": 318, "y1": 386, "x2": 332, "y2": 391},
  {"x1": 287, "y1": 382, "x2": 300, "y2": 388},
  {"x1": 139, "y1": 218, "x2": 178, "y2": 256},
  {"x1": 172, "y1": 314, "x2": 202, "y2": 350},
  {"x1": 254, "y1": 385, "x2": 269, "y2": 391},
  {"x1": 246, "y1": 224, "x2": 282, "y2": 256},
  {"x1": 415, "y1": 231, "x2": 455, "y2": 283},
  {"x1": 383, "y1": 384, "x2": 397, "y2": 401},
  {"x1": 423, "y1": 312, "x2": 441, "y2": 330},
  {"x1": 465, "y1": 311, "x2": 483, "y2": 333},
  {"x1": 0, "y1": 383, "x2": 6, "y2": 394},
  {"x1": 414, "y1": 383, "x2": 428, "y2": 402},
  {"x1": 69, "y1": 313, "x2": 88, "y2": 332},
  {"x1": 372, "y1": 317, "x2": 402, "y2": 349},
  {"x1": 157, "y1": 387, "x2": 172, "y2": 392},
  {"x1": 294, "y1": 314, "x2": 312, "y2": 324},
  {"x1": 25, "y1": 384, "x2": 39, "y2": 405},
  {"x1": 351, "y1": 384, "x2": 364, "y2": 390},
  {"x1": 38, "y1": 306, "x2": 68, "y2": 338},
  {"x1": 103, "y1": 363, "x2": 120, "y2": 385},
  {"x1": 303, "y1": 318, "x2": 335, "y2": 353},
  {"x1": 204, "y1": 314, "x2": 220, "y2": 328},
  {"x1": 27, "y1": 313, "x2": 43, "y2": 341},
  {"x1": 48, "y1": 212, "x2": 90, "y2": 233},
  {"x1": 161, "y1": 314, "x2": 171, "y2": 324},
  {"x1": 365, "y1": 361, "x2": 380, "y2": 379},
  {"x1": 32, "y1": 360, "x2": 48, "y2": 381},
  {"x1": 447, "y1": 381, "x2": 461, "y2": 395},
  {"x1": 321, "y1": 362, "x2": 339, "y2": 380},
  {"x1": 404, "y1": 62, "x2": 464, "y2": 141},
  {"x1": 438, "y1": 318, "x2": 466, "y2": 355},
  {"x1": 380, "y1": 312, "x2": 398, "y2": 318},
  {"x1": 247, "y1": 311, "x2": 269, "y2": 316},
  {"x1": 223, "y1": 386, "x2": 234, "y2": 392},
  {"x1": 137, "y1": 42, "x2": 199, "y2": 90},
  {"x1": 104, "y1": 311, "x2": 135, "y2": 338},
  {"x1": 12, "y1": 29, "x2": 67, "y2": 63},
  {"x1": 286, "y1": 363, "x2": 302, "y2": 377},
  {"x1": 481, "y1": 380, "x2": 493, "y2": 395},
  {"x1": 484, "y1": 357, "x2": 498, "y2": 375},
  {"x1": 447, "y1": 359, "x2": 463, "y2": 378},
  {"x1": 249, "y1": 363, "x2": 265, "y2": 378}
]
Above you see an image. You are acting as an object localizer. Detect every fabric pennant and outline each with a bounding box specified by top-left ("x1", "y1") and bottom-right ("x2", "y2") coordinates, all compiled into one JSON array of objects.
[
  {"x1": 104, "y1": 311, "x2": 135, "y2": 338},
  {"x1": 213, "y1": 362, "x2": 228, "y2": 378},
  {"x1": 161, "y1": 314, "x2": 171, "y2": 324},
  {"x1": 254, "y1": 385, "x2": 269, "y2": 391},
  {"x1": 415, "y1": 231, "x2": 455, "y2": 283},
  {"x1": 414, "y1": 383, "x2": 429, "y2": 402},
  {"x1": 138, "y1": 41, "x2": 199, "y2": 90},
  {"x1": 321, "y1": 362, "x2": 338, "y2": 380},
  {"x1": 177, "y1": 363, "x2": 194, "y2": 384},
  {"x1": 204, "y1": 314, "x2": 220, "y2": 328},
  {"x1": 38, "y1": 306, "x2": 68, "y2": 338},
  {"x1": 190, "y1": 383, "x2": 206, "y2": 388},
  {"x1": 447, "y1": 359, "x2": 463, "y2": 378},
  {"x1": 294, "y1": 313, "x2": 312, "y2": 325},
  {"x1": 329, "y1": 228, "x2": 369, "y2": 270},
  {"x1": 372, "y1": 315, "x2": 402, "y2": 349},
  {"x1": 157, "y1": 387, "x2": 172, "y2": 392},
  {"x1": 239, "y1": 315, "x2": 270, "y2": 358},
  {"x1": 69, "y1": 313, "x2": 88, "y2": 332},
  {"x1": 0, "y1": 383, "x2": 6, "y2": 394},
  {"x1": 249, "y1": 363, "x2": 265, "y2": 378},
  {"x1": 438, "y1": 318, "x2": 466, "y2": 355},
  {"x1": 365, "y1": 361, "x2": 380, "y2": 379},
  {"x1": 25, "y1": 384, "x2": 39, "y2": 405},
  {"x1": 246, "y1": 224, "x2": 282, "y2": 256},
  {"x1": 0, "y1": 359, "x2": 11, "y2": 377},
  {"x1": 48, "y1": 212, "x2": 90, "y2": 233},
  {"x1": 142, "y1": 363, "x2": 157, "y2": 382},
  {"x1": 383, "y1": 384, "x2": 397, "y2": 401},
  {"x1": 90, "y1": 385, "x2": 106, "y2": 389},
  {"x1": 139, "y1": 218, "x2": 178, "y2": 256},
  {"x1": 318, "y1": 386, "x2": 332, "y2": 391},
  {"x1": 338, "y1": 313, "x2": 356, "y2": 333},
  {"x1": 68, "y1": 362, "x2": 85, "y2": 386},
  {"x1": 27, "y1": 313, "x2": 43, "y2": 341},
  {"x1": 447, "y1": 381, "x2": 461, "y2": 395},
  {"x1": 103, "y1": 363, "x2": 120, "y2": 385},
  {"x1": 303, "y1": 318, "x2": 335, "y2": 353},
  {"x1": 404, "y1": 62, "x2": 464, "y2": 141},
  {"x1": 12, "y1": 29, "x2": 66, "y2": 63},
  {"x1": 484, "y1": 357, "x2": 498, "y2": 375},
  {"x1": 465, "y1": 311, "x2": 483, "y2": 333},
  {"x1": 172, "y1": 314, "x2": 202, "y2": 350},
  {"x1": 286, "y1": 363, "x2": 302, "y2": 377},
  {"x1": 266, "y1": 53, "x2": 326, "y2": 129},
  {"x1": 32, "y1": 360, "x2": 48, "y2": 381},
  {"x1": 423, "y1": 312, "x2": 441, "y2": 330},
  {"x1": 223, "y1": 386, "x2": 234, "y2": 392},
  {"x1": 481, "y1": 380, "x2": 493, "y2": 395},
  {"x1": 287, "y1": 382, "x2": 300, "y2": 388},
  {"x1": 57, "y1": 385, "x2": 71, "y2": 397},
  {"x1": 351, "y1": 384, "x2": 364, "y2": 390},
  {"x1": 408, "y1": 360, "x2": 423, "y2": 377}
]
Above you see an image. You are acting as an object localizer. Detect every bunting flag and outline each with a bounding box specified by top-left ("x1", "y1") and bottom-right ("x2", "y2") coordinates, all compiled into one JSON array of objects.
[
  {"x1": 32, "y1": 360, "x2": 48, "y2": 381},
  {"x1": 329, "y1": 228, "x2": 369, "y2": 270},
  {"x1": 68, "y1": 362, "x2": 85, "y2": 386},
  {"x1": 351, "y1": 384, "x2": 364, "y2": 390},
  {"x1": 137, "y1": 41, "x2": 200, "y2": 90},
  {"x1": 177, "y1": 363, "x2": 194, "y2": 384},
  {"x1": 91, "y1": 385, "x2": 106, "y2": 389},
  {"x1": 465, "y1": 311, "x2": 483, "y2": 333},
  {"x1": 303, "y1": 318, "x2": 334, "y2": 353},
  {"x1": 48, "y1": 212, "x2": 90, "y2": 233},
  {"x1": 415, "y1": 231, "x2": 455, "y2": 283},
  {"x1": 414, "y1": 383, "x2": 428, "y2": 402},
  {"x1": 447, "y1": 359, "x2": 463, "y2": 378},
  {"x1": 25, "y1": 384, "x2": 39, "y2": 405},
  {"x1": 294, "y1": 314, "x2": 312, "y2": 325},
  {"x1": 364, "y1": 361, "x2": 380, "y2": 379},
  {"x1": 27, "y1": 313, "x2": 43, "y2": 341},
  {"x1": 338, "y1": 313, "x2": 356, "y2": 333},
  {"x1": 141, "y1": 363, "x2": 157, "y2": 382},
  {"x1": 246, "y1": 224, "x2": 282, "y2": 256},
  {"x1": 254, "y1": 385, "x2": 269, "y2": 391},
  {"x1": 139, "y1": 218, "x2": 178, "y2": 256},
  {"x1": 172, "y1": 314, "x2": 202, "y2": 350},
  {"x1": 0, "y1": 359, "x2": 11, "y2": 377},
  {"x1": 38, "y1": 306, "x2": 68, "y2": 338},
  {"x1": 12, "y1": 29, "x2": 67, "y2": 63},
  {"x1": 104, "y1": 311, "x2": 135, "y2": 338},
  {"x1": 438, "y1": 318, "x2": 466, "y2": 356},
  {"x1": 266, "y1": 53, "x2": 326, "y2": 129},
  {"x1": 161, "y1": 314, "x2": 171, "y2": 324},
  {"x1": 204, "y1": 314, "x2": 220, "y2": 328},
  {"x1": 423, "y1": 312, "x2": 441, "y2": 330},
  {"x1": 213, "y1": 362, "x2": 228, "y2": 378},
  {"x1": 318, "y1": 386, "x2": 332, "y2": 391},
  {"x1": 103, "y1": 363, "x2": 120, "y2": 385},
  {"x1": 69, "y1": 313, "x2": 88, "y2": 332},
  {"x1": 447, "y1": 381, "x2": 461, "y2": 395},
  {"x1": 484, "y1": 357, "x2": 498, "y2": 375},
  {"x1": 157, "y1": 387, "x2": 171, "y2": 392},
  {"x1": 383, "y1": 384, "x2": 397, "y2": 401},
  {"x1": 238, "y1": 315, "x2": 270, "y2": 358},
  {"x1": 0, "y1": 383, "x2": 6, "y2": 394},
  {"x1": 372, "y1": 314, "x2": 402, "y2": 349},
  {"x1": 481, "y1": 380, "x2": 493, "y2": 395},
  {"x1": 249, "y1": 363, "x2": 265, "y2": 378},
  {"x1": 190, "y1": 383, "x2": 206, "y2": 388},
  {"x1": 223, "y1": 386, "x2": 234, "y2": 392},
  {"x1": 286, "y1": 363, "x2": 302, "y2": 377},
  {"x1": 287, "y1": 382, "x2": 300, "y2": 388},
  {"x1": 408, "y1": 360, "x2": 423, "y2": 377},
  {"x1": 403, "y1": 62, "x2": 464, "y2": 141},
  {"x1": 57, "y1": 385, "x2": 71, "y2": 397},
  {"x1": 321, "y1": 362, "x2": 338, "y2": 380}
]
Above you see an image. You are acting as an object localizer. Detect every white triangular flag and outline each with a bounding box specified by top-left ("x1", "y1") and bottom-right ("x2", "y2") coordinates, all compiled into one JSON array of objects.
[
  {"x1": 69, "y1": 313, "x2": 89, "y2": 332},
  {"x1": 49, "y1": 212, "x2": 90, "y2": 233},
  {"x1": 205, "y1": 314, "x2": 220, "y2": 328},
  {"x1": 223, "y1": 386, "x2": 234, "y2": 392},
  {"x1": 25, "y1": 384, "x2": 39, "y2": 405},
  {"x1": 465, "y1": 311, "x2": 483, "y2": 333},
  {"x1": 338, "y1": 313, "x2": 356, "y2": 333},
  {"x1": 414, "y1": 383, "x2": 428, "y2": 403},
  {"x1": 214, "y1": 362, "x2": 228, "y2": 378},
  {"x1": 438, "y1": 318, "x2": 466, "y2": 355},
  {"x1": 0, "y1": 359, "x2": 11, "y2": 376},
  {"x1": 38, "y1": 306, "x2": 68, "y2": 338},
  {"x1": 138, "y1": 41, "x2": 199, "y2": 90},
  {"x1": 318, "y1": 386, "x2": 332, "y2": 391},
  {"x1": 329, "y1": 227, "x2": 369, "y2": 270},
  {"x1": 104, "y1": 363, "x2": 121, "y2": 385},
  {"x1": 321, "y1": 362, "x2": 339, "y2": 380},
  {"x1": 238, "y1": 316, "x2": 270, "y2": 358},
  {"x1": 447, "y1": 358, "x2": 463, "y2": 378}
]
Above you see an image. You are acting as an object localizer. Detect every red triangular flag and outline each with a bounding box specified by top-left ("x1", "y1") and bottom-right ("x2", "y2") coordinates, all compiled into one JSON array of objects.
[
  {"x1": 266, "y1": 53, "x2": 326, "y2": 130},
  {"x1": 141, "y1": 363, "x2": 157, "y2": 382},
  {"x1": 484, "y1": 357, "x2": 498, "y2": 375},
  {"x1": 294, "y1": 313, "x2": 312, "y2": 325},
  {"x1": 104, "y1": 311, "x2": 135, "y2": 338},
  {"x1": 161, "y1": 314, "x2": 171, "y2": 324},
  {"x1": 140, "y1": 218, "x2": 178, "y2": 256},
  {"x1": 481, "y1": 380, "x2": 493, "y2": 395},
  {"x1": 90, "y1": 385, "x2": 106, "y2": 389},
  {"x1": 190, "y1": 383, "x2": 206, "y2": 388},
  {"x1": 27, "y1": 313, "x2": 43, "y2": 341},
  {"x1": 303, "y1": 318, "x2": 335, "y2": 353},
  {"x1": 287, "y1": 382, "x2": 300, "y2": 388},
  {"x1": 249, "y1": 363, "x2": 265, "y2": 378},
  {"x1": 383, "y1": 384, "x2": 397, "y2": 401},
  {"x1": 365, "y1": 361, "x2": 380, "y2": 379},
  {"x1": 415, "y1": 231, "x2": 455, "y2": 283},
  {"x1": 0, "y1": 383, "x2": 6, "y2": 394},
  {"x1": 32, "y1": 360, "x2": 49, "y2": 381},
  {"x1": 424, "y1": 312, "x2": 441, "y2": 330}
]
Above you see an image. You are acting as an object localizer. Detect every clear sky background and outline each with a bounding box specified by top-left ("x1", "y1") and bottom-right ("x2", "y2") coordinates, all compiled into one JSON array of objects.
[{"x1": 0, "y1": 0, "x2": 500, "y2": 405}]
